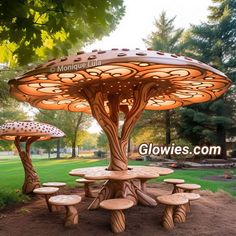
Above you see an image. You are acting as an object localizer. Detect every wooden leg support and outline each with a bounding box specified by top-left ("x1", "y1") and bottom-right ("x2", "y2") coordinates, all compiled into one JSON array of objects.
[
  {"x1": 140, "y1": 179, "x2": 147, "y2": 192},
  {"x1": 45, "y1": 195, "x2": 52, "y2": 212},
  {"x1": 88, "y1": 181, "x2": 113, "y2": 210},
  {"x1": 111, "y1": 210, "x2": 125, "y2": 233},
  {"x1": 65, "y1": 205, "x2": 78, "y2": 226},
  {"x1": 84, "y1": 183, "x2": 95, "y2": 198},
  {"x1": 44, "y1": 194, "x2": 60, "y2": 212},
  {"x1": 88, "y1": 180, "x2": 157, "y2": 210},
  {"x1": 172, "y1": 185, "x2": 181, "y2": 194},
  {"x1": 174, "y1": 204, "x2": 187, "y2": 223},
  {"x1": 186, "y1": 202, "x2": 190, "y2": 213},
  {"x1": 162, "y1": 205, "x2": 174, "y2": 231}
]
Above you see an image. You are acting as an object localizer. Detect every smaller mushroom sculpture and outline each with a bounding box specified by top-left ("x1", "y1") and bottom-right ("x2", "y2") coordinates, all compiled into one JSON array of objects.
[{"x1": 0, "y1": 121, "x2": 65, "y2": 194}]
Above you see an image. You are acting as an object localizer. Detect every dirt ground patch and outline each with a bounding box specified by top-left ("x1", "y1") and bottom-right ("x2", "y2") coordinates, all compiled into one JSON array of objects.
[{"x1": 0, "y1": 183, "x2": 236, "y2": 236}]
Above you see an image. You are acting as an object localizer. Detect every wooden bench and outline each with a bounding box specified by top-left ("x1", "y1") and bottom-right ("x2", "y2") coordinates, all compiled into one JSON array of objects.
[
  {"x1": 164, "y1": 179, "x2": 185, "y2": 193},
  {"x1": 176, "y1": 183, "x2": 201, "y2": 193},
  {"x1": 174, "y1": 192, "x2": 200, "y2": 214},
  {"x1": 76, "y1": 178, "x2": 96, "y2": 198},
  {"x1": 157, "y1": 195, "x2": 188, "y2": 230},
  {"x1": 33, "y1": 187, "x2": 59, "y2": 212},
  {"x1": 100, "y1": 198, "x2": 134, "y2": 233},
  {"x1": 49, "y1": 195, "x2": 81, "y2": 226}
]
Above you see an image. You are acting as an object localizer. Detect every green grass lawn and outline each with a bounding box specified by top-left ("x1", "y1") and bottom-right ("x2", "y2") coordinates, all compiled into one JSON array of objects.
[{"x1": 0, "y1": 157, "x2": 235, "y2": 209}]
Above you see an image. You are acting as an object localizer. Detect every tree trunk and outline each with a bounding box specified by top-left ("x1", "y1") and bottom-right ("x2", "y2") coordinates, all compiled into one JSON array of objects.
[
  {"x1": 82, "y1": 83, "x2": 158, "y2": 208},
  {"x1": 14, "y1": 137, "x2": 41, "y2": 194},
  {"x1": 72, "y1": 140, "x2": 76, "y2": 158},
  {"x1": 165, "y1": 110, "x2": 171, "y2": 159},
  {"x1": 71, "y1": 112, "x2": 83, "y2": 158},
  {"x1": 56, "y1": 139, "x2": 60, "y2": 159},
  {"x1": 127, "y1": 137, "x2": 131, "y2": 158},
  {"x1": 216, "y1": 124, "x2": 227, "y2": 159}
]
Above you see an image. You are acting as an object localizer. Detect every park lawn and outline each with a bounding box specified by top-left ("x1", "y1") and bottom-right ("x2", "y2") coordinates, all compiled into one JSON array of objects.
[{"x1": 0, "y1": 158, "x2": 235, "y2": 209}]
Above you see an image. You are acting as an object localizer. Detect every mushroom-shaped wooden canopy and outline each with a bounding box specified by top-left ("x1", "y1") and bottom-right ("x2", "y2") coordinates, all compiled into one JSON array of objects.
[
  {"x1": 8, "y1": 49, "x2": 232, "y2": 113},
  {"x1": 0, "y1": 121, "x2": 65, "y2": 141}
]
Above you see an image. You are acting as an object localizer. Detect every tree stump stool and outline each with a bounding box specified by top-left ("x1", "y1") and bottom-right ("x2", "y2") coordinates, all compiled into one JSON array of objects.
[
  {"x1": 176, "y1": 183, "x2": 201, "y2": 193},
  {"x1": 174, "y1": 192, "x2": 200, "y2": 215},
  {"x1": 157, "y1": 195, "x2": 188, "y2": 230},
  {"x1": 76, "y1": 178, "x2": 96, "y2": 198},
  {"x1": 164, "y1": 179, "x2": 185, "y2": 193},
  {"x1": 33, "y1": 187, "x2": 59, "y2": 212},
  {"x1": 49, "y1": 195, "x2": 81, "y2": 227},
  {"x1": 100, "y1": 198, "x2": 134, "y2": 233}
]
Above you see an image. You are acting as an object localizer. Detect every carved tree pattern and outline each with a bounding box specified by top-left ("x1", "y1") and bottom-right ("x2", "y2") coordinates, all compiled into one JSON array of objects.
[
  {"x1": 14, "y1": 136, "x2": 41, "y2": 194},
  {"x1": 81, "y1": 82, "x2": 160, "y2": 207},
  {"x1": 82, "y1": 82, "x2": 157, "y2": 171}
]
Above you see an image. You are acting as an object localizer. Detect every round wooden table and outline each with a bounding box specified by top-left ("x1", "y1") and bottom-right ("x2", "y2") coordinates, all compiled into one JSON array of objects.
[{"x1": 69, "y1": 166, "x2": 173, "y2": 209}]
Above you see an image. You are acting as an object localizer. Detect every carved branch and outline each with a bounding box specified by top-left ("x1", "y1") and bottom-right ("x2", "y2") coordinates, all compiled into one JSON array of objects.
[
  {"x1": 121, "y1": 82, "x2": 157, "y2": 143},
  {"x1": 26, "y1": 136, "x2": 40, "y2": 154},
  {"x1": 14, "y1": 136, "x2": 21, "y2": 154},
  {"x1": 83, "y1": 88, "x2": 127, "y2": 170},
  {"x1": 107, "y1": 94, "x2": 120, "y2": 128},
  {"x1": 14, "y1": 136, "x2": 41, "y2": 194}
]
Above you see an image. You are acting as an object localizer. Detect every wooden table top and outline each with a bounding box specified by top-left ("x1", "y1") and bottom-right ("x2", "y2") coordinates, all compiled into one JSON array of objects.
[{"x1": 69, "y1": 166, "x2": 173, "y2": 181}]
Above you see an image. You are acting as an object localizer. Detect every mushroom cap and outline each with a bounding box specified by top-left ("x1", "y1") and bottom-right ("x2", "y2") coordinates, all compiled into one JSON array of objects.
[
  {"x1": 0, "y1": 121, "x2": 65, "y2": 141},
  {"x1": 8, "y1": 49, "x2": 232, "y2": 113}
]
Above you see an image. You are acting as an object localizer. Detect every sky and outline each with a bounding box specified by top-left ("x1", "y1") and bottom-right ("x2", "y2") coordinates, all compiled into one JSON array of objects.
[
  {"x1": 84, "y1": 0, "x2": 212, "y2": 52},
  {"x1": 86, "y1": 0, "x2": 213, "y2": 133}
]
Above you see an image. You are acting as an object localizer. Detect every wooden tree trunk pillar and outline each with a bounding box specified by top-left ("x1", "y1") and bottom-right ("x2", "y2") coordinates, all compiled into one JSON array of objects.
[
  {"x1": 111, "y1": 210, "x2": 125, "y2": 233},
  {"x1": 162, "y1": 205, "x2": 175, "y2": 231},
  {"x1": 82, "y1": 83, "x2": 158, "y2": 208},
  {"x1": 88, "y1": 179, "x2": 157, "y2": 210},
  {"x1": 14, "y1": 137, "x2": 41, "y2": 194},
  {"x1": 65, "y1": 205, "x2": 79, "y2": 226},
  {"x1": 173, "y1": 184, "x2": 182, "y2": 194},
  {"x1": 84, "y1": 183, "x2": 95, "y2": 198},
  {"x1": 174, "y1": 204, "x2": 187, "y2": 223},
  {"x1": 45, "y1": 194, "x2": 60, "y2": 212}
]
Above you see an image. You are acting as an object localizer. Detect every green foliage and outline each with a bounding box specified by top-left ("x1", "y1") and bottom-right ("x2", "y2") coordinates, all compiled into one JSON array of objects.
[
  {"x1": 0, "y1": 99, "x2": 27, "y2": 125},
  {"x1": 0, "y1": 190, "x2": 29, "y2": 209},
  {"x1": 179, "y1": 0, "x2": 236, "y2": 156},
  {"x1": 0, "y1": 99, "x2": 28, "y2": 151},
  {"x1": 32, "y1": 139, "x2": 58, "y2": 156},
  {"x1": 0, "y1": 0, "x2": 125, "y2": 66},
  {"x1": 35, "y1": 110, "x2": 92, "y2": 157},
  {"x1": 140, "y1": 12, "x2": 184, "y2": 149},
  {"x1": 144, "y1": 11, "x2": 184, "y2": 53},
  {"x1": 77, "y1": 130, "x2": 97, "y2": 150},
  {"x1": 97, "y1": 131, "x2": 109, "y2": 151}
]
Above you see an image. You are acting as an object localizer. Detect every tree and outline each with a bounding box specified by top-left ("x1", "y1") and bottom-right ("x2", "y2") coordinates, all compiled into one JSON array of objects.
[
  {"x1": 35, "y1": 110, "x2": 92, "y2": 158},
  {"x1": 180, "y1": 0, "x2": 236, "y2": 158},
  {"x1": 143, "y1": 11, "x2": 184, "y2": 155},
  {"x1": 144, "y1": 11, "x2": 184, "y2": 53},
  {"x1": 97, "y1": 131, "x2": 109, "y2": 152},
  {"x1": 33, "y1": 139, "x2": 58, "y2": 158},
  {"x1": 77, "y1": 130, "x2": 97, "y2": 151},
  {"x1": 0, "y1": 99, "x2": 28, "y2": 151},
  {"x1": 0, "y1": 0, "x2": 125, "y2": 66}
]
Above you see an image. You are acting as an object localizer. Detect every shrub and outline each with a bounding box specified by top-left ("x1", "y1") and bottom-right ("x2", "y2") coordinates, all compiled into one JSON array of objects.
[{"x1": 0, "y1": 189, "x2": 29, "y2": 209}]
